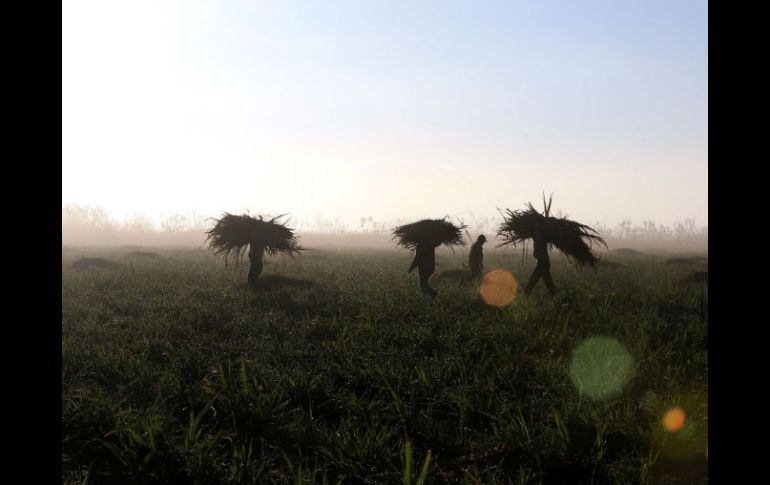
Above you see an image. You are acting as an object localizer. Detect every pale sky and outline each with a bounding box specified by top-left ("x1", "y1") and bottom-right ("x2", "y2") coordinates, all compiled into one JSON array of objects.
[{"x1": 62, "y1": 0, "x2": 707, "y2": 229}]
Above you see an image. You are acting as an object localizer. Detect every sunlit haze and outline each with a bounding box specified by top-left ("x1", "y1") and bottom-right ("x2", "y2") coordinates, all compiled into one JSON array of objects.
[{"x1": 63, "y1": 0, "x2": 707, "y2": 229}]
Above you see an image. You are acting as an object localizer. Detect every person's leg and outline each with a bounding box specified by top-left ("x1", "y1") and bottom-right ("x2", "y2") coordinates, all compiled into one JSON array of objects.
[
  {"x1": 248, "y1": 257, "x2": 263, "y2": 289},
  {"x1": 541, "y1": 262, "x2": 557, "y2": 295},
  {"x1": 419, "y1": 267, "x2": 438, "y2": 297},
  {"x1": 524, "y1": 263, "x2": 543, "y2": 294}
]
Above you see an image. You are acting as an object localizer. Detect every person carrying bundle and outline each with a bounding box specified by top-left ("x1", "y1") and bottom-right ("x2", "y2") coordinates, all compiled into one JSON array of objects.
[
  {"x1": 497, "y1": 195, "x2": 606, "y2": 296},
  {"x1": 408, "y1": 239, "x2": 442, "y2": 296},
  {"x1": 524, "y1": 225, "x2": 556, "y2": 295},
  {"x1": 393, "y1": 218, "x2": 466, "y2": 297},
  {"x1": 206, "y1": 213, "x2": 303, "y2": 289}
]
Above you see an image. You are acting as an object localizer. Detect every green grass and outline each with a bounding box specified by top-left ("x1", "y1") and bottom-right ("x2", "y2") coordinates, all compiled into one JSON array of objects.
[{"x1": 62, "y1": 248, "x2": 707, "y2": 484}]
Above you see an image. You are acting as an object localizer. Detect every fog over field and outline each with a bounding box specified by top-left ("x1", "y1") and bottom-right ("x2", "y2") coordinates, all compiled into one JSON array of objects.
[{"x1": 62, "y1": 204, "x2": 706, "y2": 253}]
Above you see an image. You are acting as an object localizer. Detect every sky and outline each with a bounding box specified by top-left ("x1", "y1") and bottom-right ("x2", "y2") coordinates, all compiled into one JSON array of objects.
[{"x1": 62, "y1": 0, "x2": 707, "y2": 230}]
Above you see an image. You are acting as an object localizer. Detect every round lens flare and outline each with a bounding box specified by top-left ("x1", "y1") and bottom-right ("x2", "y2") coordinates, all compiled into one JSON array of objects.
[
  {"x1": 479, "y1": 269, "x2": 518, "y2": 307},
  {"x1": 662, "y1": 406, "x2": 687, "y2": 433},
  {"x1": 568, "y1": 337, "x2": 634, "y2": 401},
  {"x1": 648, "y1": 392, "x2": 708, "y2": 461}
]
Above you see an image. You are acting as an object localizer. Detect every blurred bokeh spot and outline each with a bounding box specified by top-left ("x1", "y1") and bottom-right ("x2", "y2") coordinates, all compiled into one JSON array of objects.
[
  {"x1": 479, "y1": 269, "x2": 518, "y2": 307},
  {"x1": 569, "y1": 337, "x2": 634, "y2": 400},
  {"x1": 662, "y1": 406, "x2": 686, "y2": 433},
  {"x1": 651, "y1": 393, "x2": 708, "y2": 461}
]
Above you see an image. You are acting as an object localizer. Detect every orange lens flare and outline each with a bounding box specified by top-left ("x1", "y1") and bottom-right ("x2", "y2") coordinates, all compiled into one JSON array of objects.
[
  {"x1": 479, "y1": 269, "x2": 518, "y2": 307},
  {"x1": 662, "y1": 406, "x2": 686, "y2": 433}
]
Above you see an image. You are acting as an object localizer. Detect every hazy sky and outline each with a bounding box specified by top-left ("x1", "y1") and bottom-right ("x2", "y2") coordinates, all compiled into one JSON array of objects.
[{"x1": 62, "y1": 0, "x2": 707, "y2": 229}]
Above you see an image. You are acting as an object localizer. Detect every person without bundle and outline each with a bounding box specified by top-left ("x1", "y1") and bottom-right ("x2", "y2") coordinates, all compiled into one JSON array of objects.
[
  {"x1": 497, "y1": 195, "x2": 606, "y2": 296},
  {"x1": 393, "y1": 218, "x2": 466, "y2": 297},
  {"x1": 468, "y1": 234, "x2": 487, "y2": 278}
]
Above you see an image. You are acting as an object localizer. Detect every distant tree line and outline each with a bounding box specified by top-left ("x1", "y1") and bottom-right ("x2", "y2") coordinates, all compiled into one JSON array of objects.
[{"x1": 61, "y1": 204, "x2": 707, "y2": 251}]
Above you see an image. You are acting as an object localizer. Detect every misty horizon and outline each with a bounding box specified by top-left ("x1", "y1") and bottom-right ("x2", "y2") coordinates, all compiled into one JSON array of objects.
[
  {"x1": 62, "y1": 202, "x2": 707, "y2": 233},
  {"x1": 62, "y1": 203, "x2": 707, "y2": 252}
]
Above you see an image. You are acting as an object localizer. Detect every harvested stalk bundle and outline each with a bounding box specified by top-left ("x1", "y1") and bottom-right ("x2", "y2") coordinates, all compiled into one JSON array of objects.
[
  {"x1": 206, "y1": 213, "x2": 302, "y2": 266},
  {"x1": 497, "y1": 197, "x2": 606, "y2": 267},
  {"x1": 392, "y1": 218, "x2": 466, "y2": 250}
]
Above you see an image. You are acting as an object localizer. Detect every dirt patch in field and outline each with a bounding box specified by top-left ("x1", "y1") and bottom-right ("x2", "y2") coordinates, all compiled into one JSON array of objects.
[
  {"x1": 126, "y1": 251, "x2": 161, "y2": 259},
  {"x1": 611, "y1": 248, "x2": 643, "y2": 256},
  {"x1": 679, "y1": 271, "x2": 708, "y2": 285},
  {"x1": 71, "y1": 257, "x2": 114, "y2": 270},
  {"x1": 665, "y1": 258, "x2": 698, "y2": 266},
  {"x1": 597, "y1": 260, "x2": 623, "y2": 269}
]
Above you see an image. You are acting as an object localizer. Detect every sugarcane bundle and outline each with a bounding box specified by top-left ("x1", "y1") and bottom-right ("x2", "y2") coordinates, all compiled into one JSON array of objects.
[
  {"x1": 206, "y1": 213, "x2": 302, "y2": 265},
  {"x1": 392, "y1": 218, "x2": 466, "y2": 250},
  {"x1": 497, "y1": 196, "x2": 606, "y2": 267}
]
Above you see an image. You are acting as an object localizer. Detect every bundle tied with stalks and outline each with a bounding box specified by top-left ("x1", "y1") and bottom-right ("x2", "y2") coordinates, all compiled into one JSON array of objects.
[
  {"x1": 392, "y1": 218, "x2": 466, "y2": 250},
  {"x1": 497, "y1": 196, "x2": 607, "y2": 267},
  {"x1": 205, "y1": 213, "x2": 303, "y2": 265}
]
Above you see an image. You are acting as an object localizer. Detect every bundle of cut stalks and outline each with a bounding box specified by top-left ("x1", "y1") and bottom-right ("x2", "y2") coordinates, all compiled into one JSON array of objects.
[
  {"x1": 206, "y1": 213, "x2": 302, "y2": 264},
  {"x1": 497, "y1": 196, "x2": 606, "y2": 267},
  {"x1": 392, "y1": 218, "x2": 466, "y2": 250}
]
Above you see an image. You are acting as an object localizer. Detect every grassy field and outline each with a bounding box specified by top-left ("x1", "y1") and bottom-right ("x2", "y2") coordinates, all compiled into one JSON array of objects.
[{"x1": 62, "y1": 247, "x2": 708, "y2": 484}]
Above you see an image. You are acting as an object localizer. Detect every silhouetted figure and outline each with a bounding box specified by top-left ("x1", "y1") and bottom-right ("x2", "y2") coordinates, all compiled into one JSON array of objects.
[
  {"x1": 409, "y1": 240, "x2": 441, "y2": 297},
  {"x1": 524, "y1": 226, "x2": 556, "y2": 295},
  {"x1": 393, "y1": 218, "x2": 466, "y2": 297},
  {"x1": 498, "y1": 195, "x2": 606, "y2": 297},
  {"x1": 207, "y1": 213, "x2": 302, "y2": 290},
  {"x1": 248, "y1": 242, "x2": 266, "y2": 289},
  {"x1": 469, "y1": 235, "x2": 486, "y2": 278}
]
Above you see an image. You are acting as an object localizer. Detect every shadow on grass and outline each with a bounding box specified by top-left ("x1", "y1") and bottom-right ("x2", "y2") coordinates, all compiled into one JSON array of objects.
[
  {"x1": 71, "y1": 257, "x2": 115, "y2": 270},
  {"x1": 237, "y1": 275, "x2": 314, "y2": 291},
  {"x1": 597, "y1": 259, "x2": 624, "y2": 269},
  {"x1": 432, "y1": 269, "x2": 480, "y2": 286},
  {"x1": 679, "y1": 271, "x2": 708, "y2": 286}
]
